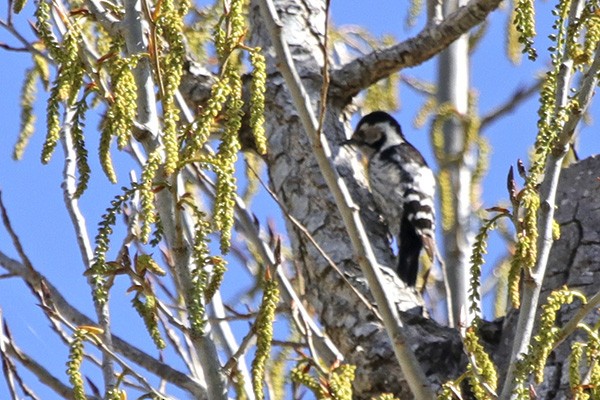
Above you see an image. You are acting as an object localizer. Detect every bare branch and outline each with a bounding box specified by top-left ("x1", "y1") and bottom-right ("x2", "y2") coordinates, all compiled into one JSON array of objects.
[
  {"x1": 329, "y1": 0, "x2": 502, "y2": 101},
  {"x1": 480, "y1": 82, "x2": 541, "y2": 130}
]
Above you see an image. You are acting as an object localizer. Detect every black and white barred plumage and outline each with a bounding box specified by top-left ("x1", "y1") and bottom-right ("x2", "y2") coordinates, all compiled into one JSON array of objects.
[{"x1": 346, "y1": 111, "x2": 437, "y2": 287}]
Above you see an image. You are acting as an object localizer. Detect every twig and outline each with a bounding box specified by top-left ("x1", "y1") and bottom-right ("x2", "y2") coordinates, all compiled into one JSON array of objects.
[
  {"x1": 0, "y1": 192, "x2": 34, "y2": 271},
  {"x1": 257, "y1": 0, "x2": 435, "y2": 398},
  {"x1": 480, "y1": 81, "x2": 541, "y2": 130},
  {"x1": 554, "y1": 290, "x2": 600, "y2": 350}
]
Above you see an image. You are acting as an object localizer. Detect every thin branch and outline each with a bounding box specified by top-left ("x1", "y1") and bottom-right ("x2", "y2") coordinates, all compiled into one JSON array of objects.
[
  {"x1": 257, "y1": 0, "x2": 435, "y2": 398},
  {"x1": 480, "y1": 81, "x2": 542, "y2": 130},
  {"x1": 0, "y1": 192, "x2": 34, "y2": 271},
  {"x1": 0, "y1": 19, "x2": 49, "y2": 60},
  {"x1": 329, "y1": 0, "x2": 502, "y2": 100},
  {"x1": 554, "y1": 290, "x2": 600, "y2": 349}
]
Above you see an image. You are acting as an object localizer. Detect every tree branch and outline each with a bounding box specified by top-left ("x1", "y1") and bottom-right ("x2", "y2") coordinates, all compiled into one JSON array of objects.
[
  {"x1": 480, "y1": 81, "x2": 541, "y2": 131},
  {"x1": 329, "y1": 0, "x2": 502, "y2": 101}
]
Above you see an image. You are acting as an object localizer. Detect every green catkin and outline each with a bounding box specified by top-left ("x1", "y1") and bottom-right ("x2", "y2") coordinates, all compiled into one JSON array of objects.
[
  {"x1": 512, "y1": 0, "x2": 537, "y2": 60},
  {"x1": 252, "y1": 275, "x2": 279, "y2": 400},
  {"x1": 105, "y1": 57, "x2": 138, "y2": 151},
  {"x1": 214, "y1": 69, "x2": 243, "y2": 253},
  {"x1": 249, "y1": 50, "x2": 268, "y2": 155},
  {"x1": 90, "y1": 186, "x2": 138, "y2": 304},
  {"x1": 71, "y1": 96, "x2": 92, "y2": 198},
  {"x1": 465, "y1": 326, "x2": 497, "y2": 399},
  {"x1": 188, "y1": 206, "x2": 212, "y2": 337},
  {"x1": 132, "y1": 292, "x2": 166, "y2": 350},
  {"x1": 155, "y1": 0, "x2": 187, "y2": 175},
  {"x1": 139, "y1": 150, "x2": 162, "y2": 243},
  {"x1": 66, "y1": 329, "x2": 87, "y2": 400},
  {"x1": 13, "y1": 67, "x2": 39, "y2": 160},
  {"x1": 66, "y1": 327, "x2": 103, "y2": 400}
]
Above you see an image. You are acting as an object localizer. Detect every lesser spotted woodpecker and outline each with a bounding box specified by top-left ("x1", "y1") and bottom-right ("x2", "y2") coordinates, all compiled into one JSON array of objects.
[{"x1": 345, "y1": 111, "x2": 437, "y2": 287}]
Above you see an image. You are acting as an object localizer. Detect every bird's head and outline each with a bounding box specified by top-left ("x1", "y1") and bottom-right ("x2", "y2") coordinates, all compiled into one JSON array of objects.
[{"x1": 344, "y1": 111, "x2": 405, "y2": 157}]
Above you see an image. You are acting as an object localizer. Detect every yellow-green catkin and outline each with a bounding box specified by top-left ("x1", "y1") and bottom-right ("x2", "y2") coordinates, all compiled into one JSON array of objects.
[
  {"x1": 12, "y1": 0, "x2": 26, "y2": 14},
  {"x1": 469, "y1": 213, "x2": 508, "y2": 316},
  {"x1": 363, "y1": 72, "x2": 399, "y2": 114},
  {"x1": 414, "y1": 96, "x2": 438, "y2": 129},
  {"x1": 71, "y1": 96, "x2": 92, "y2": 198},
  {"x1": 508, "y1": 186, "x2": 540, "y2": 308},
  {"x1": 437, "y1": 382, "x2": 457, "y2": 400},
  {"x1": 66, "y1": 329, "x2": 87, "y2": 400},
  {"x1": 183, "y1": 75, "x2": 231, "y2": 159},
  {"x1": 512, "y1": 0, "x2": 537, "y2": 60},
  {"x1": 252, "y1": 274, "x2": 280, "y2": 400},
  {"x1": 507, "y1": 5, "x2": 523, "y2": 65},
  {"x1": 569, "y1": 342, "x2": 587, "y2": 400},
  {"x1": 406, "y1": 0, "x2": 423, "y2": 28},
  {"x1": 529, "y1": 288, "x2": 586, "y2": 383},
  {"x1": 188, "y1": 206, "x2": 212, "y2": 337},
  {"x1": 139, "y1": 149, "x2": 162, "y2": 243},
  {"x1": 99, "y1": 123, "x2": 117, "y2": 183},
  {"x1": 14, "y1": 47, "x2": 48, "y2": 160},
  {"x1": 14, "y1": 67, "x2": 39, "y2": 160},
  {"x1": 438, "y1": 169, "x2": 455, "y2": 231},
  {"x1": 40, "y1": 20, "x2": 85, "y2": 164},
  {"x1": 131, "y1": 291, "x2": 166, "y2": 349},
  {"x1": 66, "y1": 327, "x2": 103, "y2": 400},
  {"x1": 205, "y1": 256, "x2": 226, "y2": 302},
  {"x1": 290, "y1": 365, "x2": 322, "y2": 395},
  {"x1": 105, "y1": 57, "x2": 138, "y2": 152},
  {"x1": 290, "y1": 363, "x2": 356, "y2": 400},
  {"x1": 249, "y1": 50, "x2": 268, "y2": 155},
  {"x1": 214, "y1": 69, "x2": 243, "y2": 253},
  {"x1": 155, "y1": 0, "x2": 188, "y2": 175},
  {"x1": 465, "y1": 327, "x2": 497, "y2": 399},
  {"x1": 327, "y1": 364, "x2": 356, "y2": 400},
  {"x1": 35, "y1": 1, "x2": 63, "y2": 62},
  {"x1": 90, "y1": 186, "x2": 138, "y2": 304}
]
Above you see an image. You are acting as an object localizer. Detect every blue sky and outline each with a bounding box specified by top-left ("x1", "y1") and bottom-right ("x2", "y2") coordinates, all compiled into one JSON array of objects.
[{"x1": 0, "y1": 0, "x2": 599, "y2": 398}]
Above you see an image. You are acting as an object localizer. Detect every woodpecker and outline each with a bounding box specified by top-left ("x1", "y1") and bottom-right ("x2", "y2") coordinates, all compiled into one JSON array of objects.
[{"x1": 345, "y1": 111, "x2": 437, "y2": 287}]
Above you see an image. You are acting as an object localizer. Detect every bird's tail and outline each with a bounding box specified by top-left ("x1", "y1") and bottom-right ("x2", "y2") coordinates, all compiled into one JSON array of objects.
[{"x1": 397, "y1": 232, "x2": 422, "y2": 287}]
